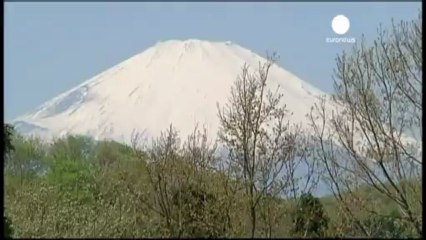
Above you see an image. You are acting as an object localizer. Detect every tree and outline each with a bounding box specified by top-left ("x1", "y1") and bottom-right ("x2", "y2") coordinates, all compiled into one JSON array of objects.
[
  {"x1": 171, "y1": 183, "x2": 225, "y2": 237},
  {"x1": 4, "y1": 124, "x2": 15, "y2": 238},
  {"x1": 46, "y1": 136, "x2": 98, "y2": 203},
  {"x1": 361, "y1": 214, "x2": 411, "y2": 238},
  {"x1": 131, "y1": 125, "x2": 223, "y2": 237},
  {"x1": 178, "y1": 126, "x2": 231, "y2": 236},
  {"x1": 95, "y1": 140, "x2": 134, "y2": 169},
  {"x1": 217, "y1": 54, "x2": 306, "y2": 237},
  {"x1": 291, "y1": 193, "x2": 329, "y2": 237},
  {"x1": 4, "y1": 216, "x2": 14, "y2": 238},
  {"x1": 4, "y1": 124, "x2": 15, "y2": 158},
  {"x1": 309, "y1": 11, "x2": 422, "y2": 237},
  {"x1": 5, "y1": 135, "x2": 47, "y2": 184}
]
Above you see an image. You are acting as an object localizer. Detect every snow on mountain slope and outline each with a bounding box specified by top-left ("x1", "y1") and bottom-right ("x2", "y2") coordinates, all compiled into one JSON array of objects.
[{"x1": 14, "y1": 39, "x2": 333, "y2": 144}]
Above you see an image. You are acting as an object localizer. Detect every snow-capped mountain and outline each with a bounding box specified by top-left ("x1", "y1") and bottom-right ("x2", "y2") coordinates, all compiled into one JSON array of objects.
[
  {"x1": 13, "y1": 39, "x2": 334, "y2": 144},
  {"x1": 11, "y1": 39, "x2": 421, "y2": 197}
]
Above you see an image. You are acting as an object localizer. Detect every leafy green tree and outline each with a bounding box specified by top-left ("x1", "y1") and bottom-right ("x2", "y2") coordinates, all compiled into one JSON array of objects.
[
  {"x1": 291, "y1": 193, "x2": 329, "y2": 237},
  {"x1": 362, "y1": 214, "x2": 411, "y2": 238},
  {"x1": 5, "y1": 135, "x2": 47, "y2": 183},
  {"x1": 172, "y1": 184, "x2": 226, "y2": 237},
  {"x1": 46, "y1": 136, "x2": 98, "y2": 203},
  {"x1": 4, "y1": 124, "x2": 15, "y2": 238},
  {"x1": 4, "y1": 124, "x2": 15, "y2": 158},
  {"x1": 95, "y1": 140, "x2": 135, "y2": 169},
  {"x1": 4, "y1": 216, "x2": 14, "y2": 238},
  {"x1": 336, "y1": 211, "x2": 413, "y2": 238},
  {"x1": 49, "y1": 135, "x2": 97, "y2": 163}
]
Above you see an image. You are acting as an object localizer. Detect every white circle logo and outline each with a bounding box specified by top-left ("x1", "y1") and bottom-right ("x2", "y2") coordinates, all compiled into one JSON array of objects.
[{"x1": 331, "y1": 15, "x2": 350, "y2": 35}]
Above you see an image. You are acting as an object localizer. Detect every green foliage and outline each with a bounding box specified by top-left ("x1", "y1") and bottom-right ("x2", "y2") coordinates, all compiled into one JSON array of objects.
[
  {"x1": 47, "y1": 159, "x2": 95, "y2": 201},
  {"x1": 49, "y1": 135, "x2": 96, "y2": 162},
  {"x1": 6, "y1": 135, "x2": 47, "y2": 179},
  {"x1": 4, "y1": 124, "x2": 15, "y2": 157},
  {"x1": 4, "y1": 125, "x2": 16, "y2": 238},
  {"x1": 172, "y1": 184, "x2": 226, "y2": 237},
  {"x1": 95, "y1": 140, "x2": 136, "y2": 168},
  {"x1": 3, "y1": 132, "x2": 421, "y2": 238},
  {"x1": 46, "y1": 136, "x2": 99, "y2": 203},
  {"x1": 4, "y1": 216, "x2": 14, "y2": 238},
  {"x1": 362, "y1": 214, "x2": 411, "y2": 238},
  {"x1": 333, "y1": 212, "x2": 413, "y2": 238},
  {"x1": 291, "y1": 193, "x2": 329, "y2": 237}
]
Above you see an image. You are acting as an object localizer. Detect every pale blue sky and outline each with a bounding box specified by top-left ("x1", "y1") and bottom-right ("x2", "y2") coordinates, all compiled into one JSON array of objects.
[{"x1": 4, "y1": 2, "x2": 421, "y2": 120}]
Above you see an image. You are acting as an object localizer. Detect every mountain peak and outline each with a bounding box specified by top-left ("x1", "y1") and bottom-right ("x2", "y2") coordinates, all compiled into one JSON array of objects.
[
  {"x1": 152, "y1": 39, "x2": 236, "y2": 53},
  {"x1": 156, "y1": 39, "x2": 233, "y2": 45}
]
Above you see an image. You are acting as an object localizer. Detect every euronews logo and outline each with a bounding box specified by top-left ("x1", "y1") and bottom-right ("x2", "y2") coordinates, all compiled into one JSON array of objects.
[{"x1": 326, "y1": 15, "x2": 356, "y2": 44}]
